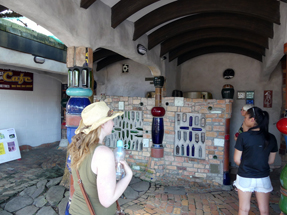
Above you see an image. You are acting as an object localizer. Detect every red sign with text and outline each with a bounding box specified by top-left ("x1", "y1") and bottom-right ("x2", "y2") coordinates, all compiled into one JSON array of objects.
[
  {"x1": 0, "y1": 69, "x2": 33, "y2": 91},
  {"x1": 263, "y1": 90, "x2": 272, "y2": 108}
]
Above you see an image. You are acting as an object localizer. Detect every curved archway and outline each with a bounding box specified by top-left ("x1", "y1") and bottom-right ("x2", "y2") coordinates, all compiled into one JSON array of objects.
[
  {"x1": 169, "y1": 38, "x2": 265, "y2": 61},
  {"x1": 133, "y1": 0, "x2": 279, "y2": 40},
  {"x1": 148, "y1": 13, "x2": 273, "y2": 49},
  {"x1": 177, "y1": 46, "x2": 262, "y2": 65},
  {"x1": 160, "y1": 28, "x2": 268, "y2": 57}
]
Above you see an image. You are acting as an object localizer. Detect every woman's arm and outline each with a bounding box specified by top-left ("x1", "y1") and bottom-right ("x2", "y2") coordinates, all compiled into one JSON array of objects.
[
  {"x1": 268, "y1": 152, "x2": 276, "y2": 165},
  {"x1": 91, "y1": 146, "x2": 132, "y2": 208},
  {"x1": 234, "y1": 149, "x2": 242, "y2": 166}
]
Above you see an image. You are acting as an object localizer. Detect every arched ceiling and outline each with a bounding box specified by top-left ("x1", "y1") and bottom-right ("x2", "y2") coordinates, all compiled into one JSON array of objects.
[{"x1": 81, "y1": 0, "x2": 282, "y2": 65}]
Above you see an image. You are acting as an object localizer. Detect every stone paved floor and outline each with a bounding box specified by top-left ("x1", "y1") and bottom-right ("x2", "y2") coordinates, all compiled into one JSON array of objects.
[{"x1": 0, "y1": 143, "x2": 283, "y2": 215}]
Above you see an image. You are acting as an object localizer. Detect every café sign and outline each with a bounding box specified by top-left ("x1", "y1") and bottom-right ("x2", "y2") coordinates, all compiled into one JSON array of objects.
[{"x1": 0, "y1": 69, "x2": 33, "y2": 91}]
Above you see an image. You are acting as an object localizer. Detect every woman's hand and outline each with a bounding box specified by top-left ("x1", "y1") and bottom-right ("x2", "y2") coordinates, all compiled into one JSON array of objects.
[{"x1": 119, "y1": 160, "x2": 133, "y2": 177}]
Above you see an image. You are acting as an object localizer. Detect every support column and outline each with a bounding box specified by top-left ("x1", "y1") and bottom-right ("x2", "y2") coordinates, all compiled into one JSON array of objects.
[
  {"x1": 151, "y1": 76, "x2": 165, "y2": 158},
  {"x1": 65, "y1": 46, "x2": 93, "y2": 214},
  {"x1": 278, "y1": 43, "x2": 287, "y2": 215},
  {"x1": 223, "y1": 118, "x2": 231, "y2": 185}
]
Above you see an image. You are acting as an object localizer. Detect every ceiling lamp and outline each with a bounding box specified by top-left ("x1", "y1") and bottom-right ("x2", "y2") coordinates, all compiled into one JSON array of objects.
[
  {"x1": 137, "y1": 44, "x2": 147, "y2": 55},
  {"x1": 34, "y1": 56, "x2": 45, "y2": 64}
]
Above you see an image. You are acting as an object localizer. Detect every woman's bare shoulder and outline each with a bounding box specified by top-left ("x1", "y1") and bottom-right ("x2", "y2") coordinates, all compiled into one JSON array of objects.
[
  {"x1": 91, "y1": 145, "x2": 114, "y2": 174},
  {"x1": 93, "y1": 145, "x2": 113, "y2": 158}
]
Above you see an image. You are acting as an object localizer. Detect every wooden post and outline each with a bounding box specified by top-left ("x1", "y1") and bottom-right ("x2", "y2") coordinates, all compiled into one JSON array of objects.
[
  {"x1": 279, "y1": 43, "x2": 287, "y2": 215},
  {"x1": 285, "y1": 43, "x2": 287, "y2": 109},
  {"x1": 223, "y1": 118, "x2": 231, "y2": 185}
]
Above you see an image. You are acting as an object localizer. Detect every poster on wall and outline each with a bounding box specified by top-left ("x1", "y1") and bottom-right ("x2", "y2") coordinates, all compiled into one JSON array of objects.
[
  {"x1": 263, "y1": 90, "x2": 273, "y2": 108},
  {"x1": 0, "y1": 128, "x2": 21, "y2": 164},
  {"x1": 0, "y1": 69, "x2": 33, "y2": 91}
]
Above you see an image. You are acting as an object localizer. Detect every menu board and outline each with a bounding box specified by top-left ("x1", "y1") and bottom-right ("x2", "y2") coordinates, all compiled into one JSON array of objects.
[{"x1": 0, "y1": 128, "x2": 21, "y2": 164}]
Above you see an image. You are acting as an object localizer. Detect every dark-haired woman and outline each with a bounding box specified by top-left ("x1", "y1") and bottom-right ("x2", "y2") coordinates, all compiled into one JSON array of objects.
[{"x1": 234, "y1": 107, "x2": 278, "y2": 215}]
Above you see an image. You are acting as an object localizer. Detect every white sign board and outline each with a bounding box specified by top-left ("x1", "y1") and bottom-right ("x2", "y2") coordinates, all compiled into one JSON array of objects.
[
  {"x1": 0, "y1": 128, "x2": 21, "y2": 164},
  {"x1": 214, "y1": 138, "x2": 224, "y2": 147}
]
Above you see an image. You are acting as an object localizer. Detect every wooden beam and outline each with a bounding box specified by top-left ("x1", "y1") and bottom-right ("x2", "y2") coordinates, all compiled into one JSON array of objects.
[
  {"x1": 96, "y1": 55, "x2": 127, "y2": 71},
  {"x1": 93, "y1": 49, "x2": 117, "y2": 62},
  {"x1": 80, "y1": 0, "x2": 97, "y2": 9},
  {"x1": 0, "y1": 11, "x2": 22, "y2": 18},
  {"x1": 169, "y1": 38, "x2": 265, "y2": 62},
  {"x1": 148, "y1": 13, "x2": 273, "y2": 50},
  {"x1": 177, "y1": 46, "x2": 262, "y2": 65},
  {"x1": 0, "y1": 5, "x2": 8, "y2": 12},
  {"x1": 160, "y1": 28, "x2": 268, "y2": 57},
  {"x1": 134, "y1": 0, "x2": 280, "y2": 40},
  {"x1": 112, "y1": 0, "x2": 159, "y2": 28}
]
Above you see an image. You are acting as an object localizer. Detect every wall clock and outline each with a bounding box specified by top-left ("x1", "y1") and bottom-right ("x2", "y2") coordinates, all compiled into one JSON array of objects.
[{"x1": 223, "y1": 69, "x2": 235, "y2": 79}]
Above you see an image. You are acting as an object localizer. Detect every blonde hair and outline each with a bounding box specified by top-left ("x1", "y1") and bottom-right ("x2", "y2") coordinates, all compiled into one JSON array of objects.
[{"x1": 68, "y1": 126, "x2": 101, "y2": 169}]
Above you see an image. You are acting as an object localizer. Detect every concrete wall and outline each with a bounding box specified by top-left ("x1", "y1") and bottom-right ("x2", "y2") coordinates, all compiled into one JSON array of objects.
[
  {"x1": 262, "y1": 1, "x2": 287, "y2": 80},
  {"x1": 95, "y1": 59, "x2": 155, "y2": 97},
  {"x1": 0, "y1": 0, "x2": 163, "y2": 76},
  {"x1": 0, "y1": 47, "x2": 67, "y2": 83},
  {"x1": 162, "y1": 57, "x2": 180, "y2": 97},
  {"x1": 179, "y1": 53, "x2": 282, "y2": 166},
  {"x1": 95, "y1": 57, "x2": 180, "y2": 97},
  {"x1": 0, "y1": 65, "x2": 61, "y2": 147}
]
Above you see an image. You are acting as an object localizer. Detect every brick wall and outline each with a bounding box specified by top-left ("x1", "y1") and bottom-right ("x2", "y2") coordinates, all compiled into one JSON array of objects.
[{"x1": 96, "y1": 95, "x2": 232, "y2": 185}]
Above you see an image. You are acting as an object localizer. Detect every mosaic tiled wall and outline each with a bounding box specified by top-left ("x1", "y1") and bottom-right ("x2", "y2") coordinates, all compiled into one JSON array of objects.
[
  {"x1": 105, "y1": 110, "x2": 143, "y2": 151},
  {"x1": 175, "y1": 113, "x2": 206, "y2": 159}
]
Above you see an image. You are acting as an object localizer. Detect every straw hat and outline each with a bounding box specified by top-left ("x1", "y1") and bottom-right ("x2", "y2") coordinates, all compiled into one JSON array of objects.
[{"x1": 75, "y1": 101, "x2": 123, "y2": 135}]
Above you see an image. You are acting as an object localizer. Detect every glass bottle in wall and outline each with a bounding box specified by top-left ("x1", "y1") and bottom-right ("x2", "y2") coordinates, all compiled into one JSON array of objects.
[
  {"x1": 177, "y1": 114, "x2": 180, "y2": 125},
  {"x1": 178, "y1": 131, "x2": 181, "y2": 141},
  {"x1": 176, "y1": 145, "x2": 180, "y2": 155},
  {"x1": 183, "y1": 131, "x2": 187, "y2": 142},
  {"x1": 82, "y1": 69, "x2": 88, "y2": 87},
  {"x1": 189, "y1": 116, "x2": 193, "y2": 126},
  {"x1": 200, "y1": 117, "x2": 206, "y2": 127},
  {"x1": 201, "y1": 132, "x2": 205, "y2": 143},
  {"x1": 68, "y1": 69, "x2": 73, "y2": 87},
  {"x1": 73, "y1": 68, "x2": 80, "y2": 87},
  {"x1": 195, "y1": 133, "x2": 199, "y2": 143},
  {"x1": 199, "y1": 146, "x2": 202, "y2": 158}
]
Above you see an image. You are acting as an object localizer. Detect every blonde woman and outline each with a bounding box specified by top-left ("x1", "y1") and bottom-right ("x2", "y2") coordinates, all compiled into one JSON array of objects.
[{"x1": 68, "y1": 101, "x2": 133, "y2": 215}]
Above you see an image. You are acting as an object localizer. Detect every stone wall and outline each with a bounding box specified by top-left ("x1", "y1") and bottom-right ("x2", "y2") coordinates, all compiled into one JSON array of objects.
[{"x1": 96, "y1": 95, "x2": 232, "y2": 185}]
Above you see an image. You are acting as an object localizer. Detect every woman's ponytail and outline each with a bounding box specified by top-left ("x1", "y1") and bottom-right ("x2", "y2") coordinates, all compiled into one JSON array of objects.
[
  {"x1": 261, "y1": 111, "x2": 270, "y2": 149},
  {"x1": 247, "y1": 107, "x2": 270, "y2": 149}
]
